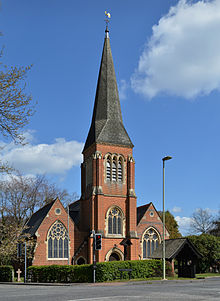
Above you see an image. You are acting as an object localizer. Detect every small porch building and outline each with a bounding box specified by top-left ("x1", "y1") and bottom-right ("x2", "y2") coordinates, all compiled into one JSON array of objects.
[{"x1": 150, "y1": 238, "x2": 202, "y2": 278}]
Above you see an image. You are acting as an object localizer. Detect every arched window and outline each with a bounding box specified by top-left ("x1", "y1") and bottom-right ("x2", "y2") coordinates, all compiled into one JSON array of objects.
[
  {"x1": 112, "y1": 160, "x2": 117, "y2": 182},
  {"x1": 47, "y1": 220, "x2": 69, "y2": 259},
  {"x1": 105, "y1": 154, "x2": 124, "y2": 183},
  {"x1": 107, "y1": 207, "x2": 123, "y2": 235},
  {"x1": 106, "y1": 159, "x2": 111, "y2": 181},
  {"x1": 143, "y1": 228, "x2": 160, "y2": 259},
  {"x1": 118, "y1": 159, "x2": 122, "y2": 182}
]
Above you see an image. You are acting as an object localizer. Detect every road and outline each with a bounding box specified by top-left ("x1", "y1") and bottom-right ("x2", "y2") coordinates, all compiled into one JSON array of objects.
[{"x1": 0, "y1": 277, "x2": 220, "y2": 301}]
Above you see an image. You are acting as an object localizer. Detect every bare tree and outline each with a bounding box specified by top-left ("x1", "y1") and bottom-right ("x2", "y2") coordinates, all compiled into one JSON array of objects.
[
  {"x1": 0, "y1": 173, "x2": 76, "y2": 223},
  {"x1": 0, "y1": 172, "x2": 78, "y2": 264},
  {"x1": 0, "y1": 36, "x2": 36, "y2": 176},
  {"x1": 209, "y1": 210, "x2": 220, "y2": 237},
  {"x1": 0, "y1": 59, "x2": 35, "y2": 144},
  {"x1": 190, "y1": 208, "x2": 214, "y2": 234}
]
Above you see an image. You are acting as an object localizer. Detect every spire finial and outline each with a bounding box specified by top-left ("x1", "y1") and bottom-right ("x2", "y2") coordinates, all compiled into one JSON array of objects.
[{"x1": 105, "y1": 11, "x2": 111, "y2": 38}]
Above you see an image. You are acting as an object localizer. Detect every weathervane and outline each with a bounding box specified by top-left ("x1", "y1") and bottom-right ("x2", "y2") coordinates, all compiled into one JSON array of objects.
[{"x1": 105, "y1": 11, "x2": 111, "y2": 29}]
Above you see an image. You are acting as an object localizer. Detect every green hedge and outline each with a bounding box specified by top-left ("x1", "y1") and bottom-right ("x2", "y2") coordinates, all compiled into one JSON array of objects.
[
  {"x1": 28, "y1": 259, "x2": 163, "y2": 283},
  {"x1": 28, "y1": 264, "x2": 92, "y2": 283},
  {"x1": 96, "y1": 260, "x2": 162, "y2": 282},
  {"x1": 0, "y1": 266, "x2": 13, "y2": 282}
]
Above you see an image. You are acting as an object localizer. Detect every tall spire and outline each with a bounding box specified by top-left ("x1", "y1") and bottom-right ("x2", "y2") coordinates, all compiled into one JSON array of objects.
[{"x1": 83, "y1": 27, "x2": 133, "y2": 152}]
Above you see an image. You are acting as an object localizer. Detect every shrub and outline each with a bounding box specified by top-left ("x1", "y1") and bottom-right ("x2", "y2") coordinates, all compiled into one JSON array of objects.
[
  {"x1": 28, "y1": 260, "x2": 163, "y2": 283},
  {"x1": 188, "y1": 234, "x2": 220, "y2": 273},
  {"x1": 95, "y1": 260, "x2": 162, "y2": 282},
  {"x1": 28, "y1": 264, "x2": 93, "y2": 283},
  {"x1": 0, "y1": 266, "x2": 13, "y2": 282}
]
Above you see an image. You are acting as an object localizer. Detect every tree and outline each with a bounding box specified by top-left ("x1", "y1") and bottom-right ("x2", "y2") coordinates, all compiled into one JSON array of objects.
[
  {"x1": 0, "y1": 216, "x2": 34, "y2": 265},
  {"x1": 188, "y1": 234, "x2": 220, "y2": 273},
  {"x1": 209, "y1": 210, "x2": 220, "y2": 237},
  {"x1": 0, "y1": 60, "x2": 35, "y2": 144},
  {"x1": 0, "y1": 173, "x2": 78, "y2": 265},
  {"x1": 190, "y1": 208, "x2": 214, "y2": 234},
  {"x1": 0, "y1": 40, "x2": 35, "y2": 175},
  {"x1": 0, "y1": 173, "x2": 69, "y2": 224},
  {"x1": 158, "y1": 210, "x2": 182, "y2": 239}
]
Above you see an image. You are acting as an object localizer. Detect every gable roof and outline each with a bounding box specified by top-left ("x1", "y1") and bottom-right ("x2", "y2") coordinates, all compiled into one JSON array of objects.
[
  {"x1": 83, "y1": 28, "x2": 133, "y2": 152},
  {"x1": 23, "y1": 200, "x2": 56, "y2": 236},
  {"x1": 150, "y1": 238, "x2": 202, "y2": 260},
  {"x1": 137, "y1": 203, "x2": 151, "y2": 225}
]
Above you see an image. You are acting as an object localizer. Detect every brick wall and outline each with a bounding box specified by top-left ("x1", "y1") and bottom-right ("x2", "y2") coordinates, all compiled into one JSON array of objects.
[
  {"x1": 32, "y1": 145, "x2": 169, "y2": 265},
  {"x1": 33, "y1": 199, "x2": 75, "y2": 266}
]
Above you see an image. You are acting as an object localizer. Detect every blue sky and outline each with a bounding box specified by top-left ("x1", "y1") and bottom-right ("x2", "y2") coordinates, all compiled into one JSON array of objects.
[{"x1": 0, "y1": 0, "x2": 220, "y2": 235}]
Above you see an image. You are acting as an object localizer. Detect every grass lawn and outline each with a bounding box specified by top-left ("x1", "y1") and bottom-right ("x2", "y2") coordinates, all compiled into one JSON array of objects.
[
  {"x1": 110, "y1": 273, "x2": 220, "y2": 283},
  {"x1": 196, "y1": 273, "x2": 220, "y2": 279}
]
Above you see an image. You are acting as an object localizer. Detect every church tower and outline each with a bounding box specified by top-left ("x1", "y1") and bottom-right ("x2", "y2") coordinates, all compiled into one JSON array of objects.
[{"x1": 80, "y1": 26, "x2": 138, "y2": 263}]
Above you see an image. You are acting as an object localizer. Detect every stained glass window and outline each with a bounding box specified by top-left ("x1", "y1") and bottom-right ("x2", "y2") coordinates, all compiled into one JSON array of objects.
[
  {"x1": 143, "y1": 228, "x2": 160, "y2": 259},
  {"x1": 47, "y1": 221, "x2": 69, "y2": 259},
  {"x1": 107, "y1": 208, "x2": 122, "y2": 235}
]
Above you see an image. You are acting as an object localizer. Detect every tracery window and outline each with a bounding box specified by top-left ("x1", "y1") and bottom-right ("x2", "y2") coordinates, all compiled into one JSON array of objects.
[
  {"x1": 142, "y1": 228, "x2": 160, "y2": 259},
  {"x1": 108, "y1": 207, "x2": 122, "y2": 235},
  {"x1": 47, "y1": 220, "x2": 69, "y2": 259}
]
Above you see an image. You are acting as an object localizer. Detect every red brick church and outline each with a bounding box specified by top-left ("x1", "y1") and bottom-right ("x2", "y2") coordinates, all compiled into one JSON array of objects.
[{"x1": 25, "y1": 26, "x2": 169, "y2": 266}]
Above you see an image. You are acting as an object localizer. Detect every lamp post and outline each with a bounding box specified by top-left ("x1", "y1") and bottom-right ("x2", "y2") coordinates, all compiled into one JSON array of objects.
[
  {"x1": 162, "y1": 156, "x2": 172, "y2": 280},
  {"x1": 67, "y1": 203, "x2": 70, "y2": 265}
]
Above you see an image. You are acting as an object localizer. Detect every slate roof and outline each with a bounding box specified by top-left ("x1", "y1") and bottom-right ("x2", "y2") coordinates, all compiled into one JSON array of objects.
[
  {"x1": 23, "y1": 199, "x2": 81, "y2": 237},
  {"x1": 23, "y1": 200, "x2": 56, "y2": 236},
  {"x1": 137, "y1": 203, "x2": 151, "y2": 225},
  {"x1": 69, "y1": 200, "x2": 80, "y2": 225},
  {"x1": 150, "y1": 238, "x2": 202, "y2": 260},
  {"x1": 83, "y1": 28, "x2": 133, "y2": 152}
]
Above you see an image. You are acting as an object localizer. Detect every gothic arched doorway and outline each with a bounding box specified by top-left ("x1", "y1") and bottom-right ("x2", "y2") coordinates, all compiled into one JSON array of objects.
[{"x1": 109, "y1": 252, "x2": 120, "y2": 261}]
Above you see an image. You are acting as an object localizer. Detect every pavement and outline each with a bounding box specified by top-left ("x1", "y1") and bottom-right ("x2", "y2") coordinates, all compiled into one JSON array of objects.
[
  {"x1": 1, "y1": 276, "x2": 220, "y2": 286},
  {"x1": 1, "y1": 277, "x2": 220, "y2": 300}
]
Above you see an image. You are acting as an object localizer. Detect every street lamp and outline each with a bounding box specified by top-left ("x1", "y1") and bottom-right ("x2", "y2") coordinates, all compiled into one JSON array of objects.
[{"x1": 162, "y1": 156, "x2": 172, "y2": 280}]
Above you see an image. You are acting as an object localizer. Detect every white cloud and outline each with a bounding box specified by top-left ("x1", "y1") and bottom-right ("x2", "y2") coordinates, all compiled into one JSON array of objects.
[
  {"x1": 131, "y1": 0, "x2": 220, "y2": 99},
  {"x1": 175, "y1": 216, "x2": 192, "y2": 235},
  {"x1": 172, "y1": 206, "x2": 182, "y2": 213},
  {"x1": 0, "y1": 132, "x2": 83, "y2": 175},
  {"x1": 118, "y1": 79, "x2": 128, "y2": 100}
]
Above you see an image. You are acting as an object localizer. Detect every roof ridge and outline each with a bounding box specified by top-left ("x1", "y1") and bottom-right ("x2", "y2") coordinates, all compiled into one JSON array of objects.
[
  {"x1": 137, "y1": 203, "x2": 150, "y2": 209},
  {"x1": 30, "y1": 198, "x2": 56, "y2": 216}
]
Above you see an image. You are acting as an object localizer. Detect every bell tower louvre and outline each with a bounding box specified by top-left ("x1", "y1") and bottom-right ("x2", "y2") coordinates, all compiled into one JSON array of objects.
[{"x1": 80, "y1": 26, "x2": 138, "y2": 262}]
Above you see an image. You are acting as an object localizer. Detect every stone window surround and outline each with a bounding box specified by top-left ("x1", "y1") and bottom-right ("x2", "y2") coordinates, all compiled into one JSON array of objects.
[
  {"x1": 47, "y1": 220, "x2": 69, "y2": 260},
  {"x1": 141, "y1": 227, "x2": 161, "y2": 260},
  {"x1": 105, "y1": 205, "x2": 126, "y2": 238},
  {"x1": 104, "y1": 153, "x2": 125, "y2": 184}
]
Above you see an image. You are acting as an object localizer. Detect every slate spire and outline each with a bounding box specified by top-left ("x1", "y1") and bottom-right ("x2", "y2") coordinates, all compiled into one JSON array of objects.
[{"x1": 83, "y1": 27, "x2": 133, "y2": 152}]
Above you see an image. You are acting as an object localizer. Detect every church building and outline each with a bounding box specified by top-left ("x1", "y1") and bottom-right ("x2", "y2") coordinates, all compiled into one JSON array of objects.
[{"x1": 25, "y1": 26, "x2": 170, "y2": 266}]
